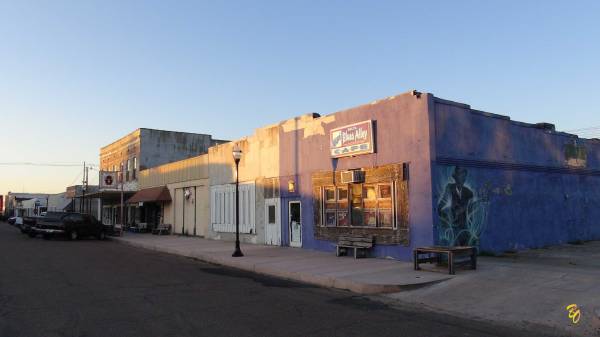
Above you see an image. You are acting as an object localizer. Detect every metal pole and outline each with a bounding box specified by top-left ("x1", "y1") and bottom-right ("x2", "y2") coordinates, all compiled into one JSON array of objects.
[
  {"x1": 120, "y1": 169, "x2": 124, "y2": 232},
  {"x1": 232, "y1": 159, "x2": 243, "y2": 257},
  {"x1": 80, "y1": 162, "x2": 85, "y2": 212},
  {"x1": 83, "y1": 166, "x2": 89, "y2": 214}
]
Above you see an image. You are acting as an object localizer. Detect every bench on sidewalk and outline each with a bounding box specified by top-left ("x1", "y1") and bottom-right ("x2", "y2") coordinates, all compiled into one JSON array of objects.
[
  {"x1": 129, "y1": 222, "x2": 148, "y2": 233},
  {"x1": 336, "y1": 235, "x2": 374, "y2": 259},
  {"x1": 152, "y1": 224, "x2": 171, "y2": 235},
  {"x1": 413, "y1": 246, "x2": 477, "y2": 275}
]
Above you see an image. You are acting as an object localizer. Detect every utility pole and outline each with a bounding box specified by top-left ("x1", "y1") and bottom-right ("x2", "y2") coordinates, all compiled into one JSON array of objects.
[
  {"x1": 81, "y1": 162, "x2": 87, "y2": 214},
  {"x1": 84, "y1": 166, "x2": 89, "y2": 214}
]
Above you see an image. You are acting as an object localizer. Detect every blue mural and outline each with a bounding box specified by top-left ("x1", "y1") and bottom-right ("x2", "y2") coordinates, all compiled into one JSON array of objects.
[{"x1": 436, "y1": 166, "x2": 490, "y2": 249}]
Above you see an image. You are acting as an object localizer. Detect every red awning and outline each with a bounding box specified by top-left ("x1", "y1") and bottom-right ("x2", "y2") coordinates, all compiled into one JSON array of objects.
[{"x1": 127, "y1": 186, "x2": 172, "y2": 204}]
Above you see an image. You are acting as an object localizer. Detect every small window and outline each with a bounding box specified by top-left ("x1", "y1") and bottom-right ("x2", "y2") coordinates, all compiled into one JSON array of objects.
[
  {"x1": 132, "y1": 157, "x2": 137, "y2": 180},
  {"x1": 378, "y1": 209, "x2": 393, "y2": 228},
  {"x1": 268, "y1": 205, "x2": 276, "y2": 224},
  {"x1": 325, "y1": 187, "x2": 336, "y2": 201},
  {"x1": 379, "y1": 184, "x2": 392, "y2": 199},
  {"x1": 364, "y1": 209, "x2": 377, "y2": 226},
  {"x1": 364, "y1": 185, "x2": 377, "y2": 200},
  {"x1": 325, "y1": 210, "x2": 337, "y2": 227},
  {"x1": 337, "y1": 187, "x2": 348, "y2": 201},
  {"x1": 337, "y1": 210, "x2": 349, "y2": 226}
]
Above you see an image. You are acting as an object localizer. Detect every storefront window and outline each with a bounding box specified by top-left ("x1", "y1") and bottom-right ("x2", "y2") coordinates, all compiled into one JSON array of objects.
[
  {"x1": 321, "y1": 182, "x2": 395, "y2": 228},
  {"x1": 338, "y1": 210, "x2": 349, "y2": 226},
  {"x1": 325, "y1": 187, "x2": 336, "y2": 201},
  {"x1": 351, "y1": 184, "x2": 363, "y2": 226},
  {"x1": 337, "y1": 187, "x2": 348, "y2": 201},
  {"x1": 377, "y1": 184, "x2": 393, "y2": 228},
  {"x1": 325, "y1": 210, "x2": 336, "y2": 227}
]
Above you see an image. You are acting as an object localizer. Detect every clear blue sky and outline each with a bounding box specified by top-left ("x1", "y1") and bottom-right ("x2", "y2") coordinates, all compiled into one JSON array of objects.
[{"x1": 1, "y1": 0, "x2": 599, "y2": 195}]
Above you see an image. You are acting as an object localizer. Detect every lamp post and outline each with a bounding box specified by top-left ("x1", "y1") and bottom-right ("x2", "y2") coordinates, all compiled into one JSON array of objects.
[{"x1": 232, "y1": 144, "x2": 244, "y2": 257}]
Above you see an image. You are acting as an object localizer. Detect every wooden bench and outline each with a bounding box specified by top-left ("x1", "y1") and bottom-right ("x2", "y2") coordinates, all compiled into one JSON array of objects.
[
  {"x1": 336, "y1": 235, "x2": 374, "y2": 259},
  {"x1": 152, "y1": 224, "x2": 171, "y2": 235},
  {"x1": 130, "y1": 222, "x2": 148, "y2": 233},
  {"x1": 413, "y1": 246, "x2": 477, "y2": 275}
]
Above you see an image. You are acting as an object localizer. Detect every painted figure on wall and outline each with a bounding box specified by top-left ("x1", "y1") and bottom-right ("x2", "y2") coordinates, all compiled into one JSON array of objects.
[{"x1": 437, "y1": 166, "x2": 488, "y2": 248}]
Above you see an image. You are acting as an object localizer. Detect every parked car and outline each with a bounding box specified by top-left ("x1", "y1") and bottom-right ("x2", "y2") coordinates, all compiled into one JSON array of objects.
[
  {"x1": 21, "y1": 216, "x2": 40, "y2": 234},
  {"x1": 31, "y1": 212, "x2": 108, "y2": 240},
  {"x1": 8, "y1": 216, "x2": 23, "y2": 226}
]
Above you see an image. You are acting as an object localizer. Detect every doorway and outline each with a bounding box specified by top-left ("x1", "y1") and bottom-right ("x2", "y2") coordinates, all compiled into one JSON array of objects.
[
  {"x1": 288, "y1": 201, "x2": 302, "y2": 247},
  {"x1": 265, "y1": 198, "x2": 281, "y2": 246}
]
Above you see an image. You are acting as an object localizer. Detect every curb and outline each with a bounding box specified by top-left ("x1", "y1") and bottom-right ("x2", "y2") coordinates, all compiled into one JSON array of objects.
[{"x1": 110, "y1": 237, "x2": 448, "y2": 295}]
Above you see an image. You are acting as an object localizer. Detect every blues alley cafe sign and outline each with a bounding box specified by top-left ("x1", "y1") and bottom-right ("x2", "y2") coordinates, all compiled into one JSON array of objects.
[{"x1": 330, "y1": 120, "x2": 375, "y2": 158}]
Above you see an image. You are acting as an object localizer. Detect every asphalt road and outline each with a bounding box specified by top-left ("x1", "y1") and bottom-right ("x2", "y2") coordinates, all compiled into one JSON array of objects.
[{"x1": 0, "y1": 223, "x2": 558, "y2": 337}]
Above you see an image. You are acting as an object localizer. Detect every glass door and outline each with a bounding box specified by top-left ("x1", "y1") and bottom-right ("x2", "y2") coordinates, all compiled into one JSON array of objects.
[{"x1": 288, "y1": 201, "x2": 302, "y2": 247}]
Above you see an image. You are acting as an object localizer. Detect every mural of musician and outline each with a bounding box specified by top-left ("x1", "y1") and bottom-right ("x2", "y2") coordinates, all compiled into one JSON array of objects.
[{"x1": 437, "y1": 166, "x2": 489, "y2": 248}]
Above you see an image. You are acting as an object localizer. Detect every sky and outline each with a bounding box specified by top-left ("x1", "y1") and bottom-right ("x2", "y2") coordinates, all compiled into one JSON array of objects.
[{"x1": 1, "y1": 0, "x2": 599, "y2": 196}]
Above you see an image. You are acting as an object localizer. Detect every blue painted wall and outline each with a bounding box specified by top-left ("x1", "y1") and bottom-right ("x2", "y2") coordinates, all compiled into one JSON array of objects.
[
  {"x1": 274, "y1": 92, "x2": 600, "y2": 260},
  {"x1": 432, "y1": 99, "x2": 600, "y2": 253}
]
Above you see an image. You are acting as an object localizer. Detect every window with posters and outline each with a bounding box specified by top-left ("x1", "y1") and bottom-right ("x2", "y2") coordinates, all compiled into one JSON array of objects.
[
  {"x1": 321, "y1": 183, "x2": 394, "y2": 229},
  {"x1": 312, "y1": 163, "x2": 409, "y2": 245}
]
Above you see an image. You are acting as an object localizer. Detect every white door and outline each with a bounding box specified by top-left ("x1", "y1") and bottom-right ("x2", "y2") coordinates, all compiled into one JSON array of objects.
[
  {"x1": 264, "y1": 198, "x2": 280, "y2": 246},
  {"x1": 183, "y1": 187, "x2": 196, "y2": 236},
  {"x1": 174, "y1": 188, "x2": 184, "y2": 235},
  {"x1": 289, "y1": 201, "x2": 302, "y2": 247}
]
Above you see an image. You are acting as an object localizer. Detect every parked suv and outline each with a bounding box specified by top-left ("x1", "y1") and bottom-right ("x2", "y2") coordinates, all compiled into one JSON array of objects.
[{"x1": 31, "y1": 212, "x2": 107, "y2": 240}]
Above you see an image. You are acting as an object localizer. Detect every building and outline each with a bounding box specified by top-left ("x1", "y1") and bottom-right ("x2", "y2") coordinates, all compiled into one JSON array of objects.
[
  {"x1": 131, "y1": 155, "x2": 209, "y2": 234},
  {"x1": 277, "y1": 90, "x2": 600, "y2": 259},
  {"x1": 208, "y1": 125, "x2": 280, "y2": 244},
  {"x1": 128, "y1": 90, "x2": 600, "y2": 261},
  {"x1": 47, "y1": 192, "x2": 73, "y2": 213},
  {"x1": 20, "y1": 197, "x2": 48, "y2": 217},
  {"x1": 4, "y1": 193, "x2": 51, "y2": 217},
  {"x1": 64, "y1": 185, "x2": 102, "y2": 219},
  {"x1": 96, "y1": 128, "x2": 227, "y2": 226}
]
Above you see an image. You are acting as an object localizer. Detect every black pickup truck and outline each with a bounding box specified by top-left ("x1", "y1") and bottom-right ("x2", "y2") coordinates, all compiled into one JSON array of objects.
[{"x1": 30, "y1": 212, "x2": 108, "y2": 240}]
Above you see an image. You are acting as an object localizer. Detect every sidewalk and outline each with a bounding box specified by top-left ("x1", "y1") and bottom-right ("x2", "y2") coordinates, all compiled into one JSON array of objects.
[
  {"x1": 111, "y1": 233, "x2": 454, "y2": 294},
  {"x1": 382, "y1": 241, "x2": 600, "y2": 337}
]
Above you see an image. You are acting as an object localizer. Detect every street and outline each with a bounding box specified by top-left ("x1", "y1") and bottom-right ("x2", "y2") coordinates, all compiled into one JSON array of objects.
[{"x1": 0, "y1": 223, "x2": 559, "y2": 337}]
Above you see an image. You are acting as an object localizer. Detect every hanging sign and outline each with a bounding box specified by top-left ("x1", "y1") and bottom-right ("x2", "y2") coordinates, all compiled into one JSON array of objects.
[
  {"x1": 100, "y1": 171, "x2": 118, "y2": 190},
  {"x1": 330, "y1": 120, "x2": 375, "y2": 158}
]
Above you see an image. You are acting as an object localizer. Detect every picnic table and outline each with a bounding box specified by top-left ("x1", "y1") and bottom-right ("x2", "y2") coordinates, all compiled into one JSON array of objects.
[{"x1": 413, "y1": 246, "x2": 477, "y2": 275}]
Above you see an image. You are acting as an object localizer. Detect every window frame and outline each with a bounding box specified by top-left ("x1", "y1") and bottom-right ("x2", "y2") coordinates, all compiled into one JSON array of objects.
[{"x1": 320, "y1": 182, "x2": 396, "y2": 229}]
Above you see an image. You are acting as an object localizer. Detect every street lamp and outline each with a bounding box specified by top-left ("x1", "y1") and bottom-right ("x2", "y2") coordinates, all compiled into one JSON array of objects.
[{"x1": 232, "y1": 144, "x2": 244, "y2": 257}]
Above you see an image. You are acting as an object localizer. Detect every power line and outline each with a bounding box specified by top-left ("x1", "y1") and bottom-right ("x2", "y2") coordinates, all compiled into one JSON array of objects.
[
  {"x1": 0, "y1": 162, "x2": 98, "y2": 167},
  {"x1": 564, "y1": 125, "x2": 600, "y2": 133}
]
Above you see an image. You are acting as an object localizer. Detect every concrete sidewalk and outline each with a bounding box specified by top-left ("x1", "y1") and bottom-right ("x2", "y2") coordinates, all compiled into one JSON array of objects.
[
  {"x1": 111, "y1": 233, "x2": 454, "y2": 294},
  {"x1": 382, "y1": 241, "x2": 600, "y2": 337}
]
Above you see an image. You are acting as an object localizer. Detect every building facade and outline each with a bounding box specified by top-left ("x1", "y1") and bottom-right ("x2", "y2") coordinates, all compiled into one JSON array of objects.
[
  {"x1": 4, "y1": 193, "x2": 51, "y2": 217},
  {"x1": 277, "y1": 91, "x2": 600, "y2": 259},
  {"x1": 208, "y1": 124, "x2": 281, "y2": 245},
  {"x1": 97, "y1": 128, "x2": 227, "y2": 226},
  {"x1": 133, "y1": 155, "x2": 210, "y2": 235},
  {"x1": 125, "y1": 90, "x2": 600, "y2": 261}
]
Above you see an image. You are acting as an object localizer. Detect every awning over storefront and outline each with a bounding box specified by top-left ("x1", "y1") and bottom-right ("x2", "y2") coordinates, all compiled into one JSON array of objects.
[{"x1": 127, "y1": 186, "x2": 172, "y2": 204}]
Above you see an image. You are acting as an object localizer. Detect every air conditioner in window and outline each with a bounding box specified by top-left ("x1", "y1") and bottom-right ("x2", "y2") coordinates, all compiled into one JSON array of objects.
[{"x1": 340, "y1": 170, "x2": 365, "y2": 184}]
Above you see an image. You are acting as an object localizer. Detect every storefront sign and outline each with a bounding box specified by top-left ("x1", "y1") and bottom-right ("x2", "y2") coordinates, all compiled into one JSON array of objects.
[
  {"x1": 100, "y1": 171, "x2": 118, "y2": 190},
  {"x1": 330, "y1": 120, "x2": 374, "y2": 158}
]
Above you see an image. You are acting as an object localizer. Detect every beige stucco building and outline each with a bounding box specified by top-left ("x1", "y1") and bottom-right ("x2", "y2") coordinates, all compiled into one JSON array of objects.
[
  {"x1": 134, "y1": 155, "x2": 210, "y2": 236},
  {"x1": 207, "y1": 124, "x2": 280, "y2": 245}
]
